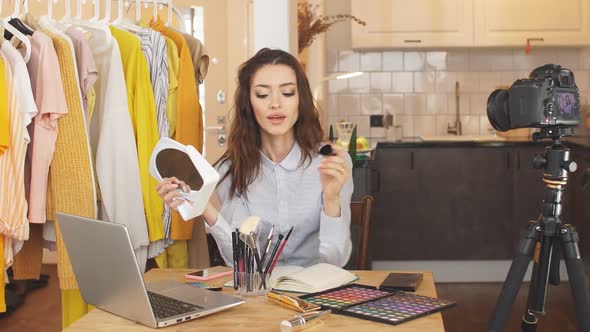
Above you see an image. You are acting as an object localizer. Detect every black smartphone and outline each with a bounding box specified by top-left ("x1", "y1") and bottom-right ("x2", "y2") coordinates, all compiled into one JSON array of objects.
[{"x1": 379, "y1": 273, "x2": 423, "y2": 292}]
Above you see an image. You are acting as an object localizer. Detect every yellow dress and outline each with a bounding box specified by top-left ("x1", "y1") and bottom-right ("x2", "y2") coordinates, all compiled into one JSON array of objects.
[
  {"x1": 110, "y1": 26, "x2": 164, "y2": 242},
  {"x1": 0, "y1": 56, "x2": 6, "y2": 313}
]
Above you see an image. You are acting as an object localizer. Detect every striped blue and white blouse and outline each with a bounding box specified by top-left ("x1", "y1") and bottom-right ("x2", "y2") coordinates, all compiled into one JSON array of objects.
[{"x1": 206, "y1": 142, "x2": 353, "y2": 268}]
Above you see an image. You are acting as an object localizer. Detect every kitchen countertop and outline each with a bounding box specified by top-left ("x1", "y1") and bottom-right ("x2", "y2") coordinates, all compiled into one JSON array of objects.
[{"x1": 376, "y1": 135, "x2": 590, "y2": 151}]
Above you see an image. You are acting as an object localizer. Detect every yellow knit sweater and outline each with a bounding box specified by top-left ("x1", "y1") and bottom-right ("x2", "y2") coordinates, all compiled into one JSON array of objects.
[{"x1": 46, "y1": 33, "x2": 97, "y2": 290}]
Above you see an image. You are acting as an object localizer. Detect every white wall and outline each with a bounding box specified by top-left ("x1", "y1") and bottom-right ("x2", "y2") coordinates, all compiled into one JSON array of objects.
[{"x1": 251, "y1": 0, "x2": 296, "y2": 54}]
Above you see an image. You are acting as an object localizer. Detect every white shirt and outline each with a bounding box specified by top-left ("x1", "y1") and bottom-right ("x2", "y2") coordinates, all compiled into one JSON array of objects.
[
  {"x1": 207, "y1": 142, "x2": 353, "y2": 268},
  {"x1": 86, "y1": 26, "x2": 149, "y2": 272},
  {"x1": 1, "y1": 41, "x2": 38, "y2": 144}
]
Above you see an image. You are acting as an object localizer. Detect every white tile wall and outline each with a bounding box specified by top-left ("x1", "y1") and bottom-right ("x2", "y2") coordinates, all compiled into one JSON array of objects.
[
  {"x1": 404, "y1": 94, "x2": 426, "y2": 114},
  {"x1": 582, "y1": 48, "x2": 590, "y2": 69},
  {"x1": 338, "y1": 94, "x2": 360, "y2": 116},
  {"x1": 348, "y1": 74, "x2": 370, "y2": 93},
  {"x1": 370, "y1": 127, "x2": 386, "y2": 138},
  {"x1": 328, "y1": 75, "x2": 348, "y2": 94},
  {"x1": 327, "y1": 94, "x2": 339, "y2": 118},
  {"x1": 557, "y1": 49, "x2": 583, "y2": 70},
  {"x1": 382, "y1": 51, "x2": 404, "y2": 71},
  {"x1": 350, "y1": 115, "x2": 370, "y2": 138},
  {"x1": 447, "y1": 92, "x2": 471, "y2": 116},
  {"x1": 404, "y1": 52, "x2": 426, "y2": 71},
  {"x1": 435, "y1": 71, "x2": 457, "y2": 93},
  {"x1": 469, "y1": 94, "x2": 489, "y2": 115},
  {"x1": 382, "y1": 94, "x2": 404, "y2": 115},
  {"x1": 414, "y1": 115, "x2": 436, "y2": 137},
  {"x1": 426, "y1": 52, "x2": 447, "y2": 71},
  {"x1": 360, "y1": 52, "x2": 383, "y2": 71},
  {"x1": 447, "y1": 50, "x2": 470, "y2": 71},
  {"x1": 512, "y1": 49, "x2": 558, "y2": 71},
  {"x1": 395, "y1": 115, "x2": 414, "y2": 137},
  {"x1": 414, "y1": 72, "x2": 436, "y2": 93},
  {"x1": 338, "y1": 50, "x2": 360, "y2": 72},
  {"x1": 326, "y1": 48, "x2": 590, "y2": 138},
  {"x1": 435, "y1": 115, "x2": 456, "y2": 135},
  {"x1": 469, "y1": 49, "x2": 513, "y2": 71},
  {"x1": 480, "y1": 115, "x2": 495, "y2": 135},
  {"x1": 456, "y1": 72, "x2": 480, "y2": 93},
  {"x1": 370, "y1": 72, "x2": 392, "y2": 92},
  {"x1": 426, "y1": 94, "x2": 448, "y2": 114},
  {"x1": 361, "y1": 94, "x2": 383, "y2": 115},
  {"x1": 461, "y1": 115, "x2": 481, "y2": 135},
  {"x1": 479, "y1": 72, "x2": 503, "y2": 93},
  {"x1": 392, "y1": 72, "x2": 413, "y2": 93}
]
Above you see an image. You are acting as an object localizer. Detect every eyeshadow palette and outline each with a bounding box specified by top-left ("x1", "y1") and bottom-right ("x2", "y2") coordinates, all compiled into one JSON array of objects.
[
  {"x1": 299, "y1": 284, "x2": 393, "y2": 310},
  {"x1": 341, "y1": 291, "x2": 456, "y2": 325}
]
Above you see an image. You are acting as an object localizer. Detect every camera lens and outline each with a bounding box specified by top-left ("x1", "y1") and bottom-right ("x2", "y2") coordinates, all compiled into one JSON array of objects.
[{"x1": 487, "y1": 89, "x2": 511, "y2": 132}]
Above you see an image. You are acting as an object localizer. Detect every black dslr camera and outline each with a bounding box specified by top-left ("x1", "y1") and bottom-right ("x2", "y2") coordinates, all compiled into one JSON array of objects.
[{"x1": 487, "y1": 64, "x2": 581, "y2": 132}]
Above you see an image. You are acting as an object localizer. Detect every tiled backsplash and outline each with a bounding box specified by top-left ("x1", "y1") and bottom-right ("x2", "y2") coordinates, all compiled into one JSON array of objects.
[{"x1": 325, "y1": 48, "x2": 590, "y2": 141}]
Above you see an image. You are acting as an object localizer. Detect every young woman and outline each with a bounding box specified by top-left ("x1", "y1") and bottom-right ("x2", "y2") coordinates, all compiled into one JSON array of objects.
[{"x1": 156, "y1": 48, "x2": 353, "y2": 267}]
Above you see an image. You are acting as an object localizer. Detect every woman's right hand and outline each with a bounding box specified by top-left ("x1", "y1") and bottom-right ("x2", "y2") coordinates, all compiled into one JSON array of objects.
[
  {"x1": 156, "y1": 177, "x2": 219, "y2": 227},
  {"x1": 155, "y1": 177, "x2": 191, "y2": 210}
]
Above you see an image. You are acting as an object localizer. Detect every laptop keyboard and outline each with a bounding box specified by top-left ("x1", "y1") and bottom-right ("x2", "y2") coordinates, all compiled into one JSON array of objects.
[{"x1": 147, "y1": 291, "x2": 202, "y2": 319}]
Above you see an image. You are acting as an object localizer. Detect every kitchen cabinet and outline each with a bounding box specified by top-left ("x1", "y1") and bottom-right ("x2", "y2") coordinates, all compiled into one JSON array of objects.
[
  {"x1": 351, "y1": 0, "x2": 590, "y2": 49},
  {"x1": 352, "y1": 163, "x2": 377, "y2": 200},
  {"x1": 371, "y1": 144, "x2": 516, "y2": 260},
  {"x1": 474, "y1": 0, "x2": 590, "y2": 46},
  {"x1": 351, "y1": 0, "x2": 474, "y2": 49},
  {"x1": 563, "y1": 145, "x2": 590, "y2": 275},
  {"x1": 370, "y1": 148, "x2": 419, "y2": 260},
  {"x1": 369, "y1": 141, "x2": 590, "y2": 261}
]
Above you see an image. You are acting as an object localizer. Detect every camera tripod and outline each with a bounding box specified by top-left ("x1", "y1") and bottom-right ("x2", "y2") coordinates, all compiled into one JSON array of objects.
[{"x1": 489, "y1": 128, "x2": 590, "y2": 332}]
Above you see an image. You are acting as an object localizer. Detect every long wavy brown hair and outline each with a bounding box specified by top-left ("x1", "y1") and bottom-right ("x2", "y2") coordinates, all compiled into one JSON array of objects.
[{"x1": 216, "y1": 48, "x2": 323, "y2": 199}]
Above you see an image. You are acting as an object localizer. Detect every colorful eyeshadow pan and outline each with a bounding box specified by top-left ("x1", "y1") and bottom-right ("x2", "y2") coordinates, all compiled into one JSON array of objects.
[
  {"x1": 299, "y1": 284, "x2": 393, "y2": 310},
  {"x1": 341, "y1": 292, "x2": 456, "y2": 325}
]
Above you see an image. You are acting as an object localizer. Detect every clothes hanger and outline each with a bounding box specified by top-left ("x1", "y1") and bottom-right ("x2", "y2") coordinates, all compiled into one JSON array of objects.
[
  {"x1": 47, "y1": 0, "x2": 52, "y2": 20},
  {"x1": 112, "y1": 0, "x2": 141, "y2": 33},
  {"x1": 68, "y1": 0, "x2": 108, "y2": 30},
  {"x1": 165, "y1": 0, "x2": 171, "y2": 26},
  {"x1": 4, "y1": 0, "x2": 34, "y2": 40},
  {"x1": 100, "y1": 0, "x2": 112, "y2": 23},
  {"x1": 75, "y1": 0, "x2": 83, "y2": 19},
  {"x1": 0, "y1": 0, "x2": 31, "y2": 62}
]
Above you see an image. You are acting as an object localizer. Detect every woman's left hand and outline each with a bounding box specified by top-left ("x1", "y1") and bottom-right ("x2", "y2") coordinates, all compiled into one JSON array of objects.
[{"x1": 318, "y1": 143, "x2": 351, "y2": 203}]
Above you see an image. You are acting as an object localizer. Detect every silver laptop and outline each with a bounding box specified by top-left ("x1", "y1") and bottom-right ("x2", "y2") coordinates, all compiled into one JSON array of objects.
[{"x1": 56, "y1": 212, "x2": 244, "y2": 328}]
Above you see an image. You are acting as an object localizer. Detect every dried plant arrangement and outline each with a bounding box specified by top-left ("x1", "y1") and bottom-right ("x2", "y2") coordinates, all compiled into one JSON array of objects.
[{"x1": 298, "y1": 2, "x2": 365, "y2": 54}]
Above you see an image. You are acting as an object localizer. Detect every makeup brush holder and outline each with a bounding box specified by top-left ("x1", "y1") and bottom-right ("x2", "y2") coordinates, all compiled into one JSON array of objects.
[{"x1": 236, "y1": 272, "x2": 271, "y2": 296}]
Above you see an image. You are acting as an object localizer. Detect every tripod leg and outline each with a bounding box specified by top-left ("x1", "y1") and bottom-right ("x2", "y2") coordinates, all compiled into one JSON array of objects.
[
  {"x1": 489, "y1": 222, "x2": 539, "y2": 332},
  {"x1": 561, "y1": 224, "x2": 590, "y2": 332},
  {"x1": 521, "y1": 228, "x2": 558, "y2": 332}
]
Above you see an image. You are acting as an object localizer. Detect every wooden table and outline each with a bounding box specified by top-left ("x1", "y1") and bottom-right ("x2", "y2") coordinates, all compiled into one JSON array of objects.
[{"x1": 63, "y1": 269, "x2": 446, "y2": 331}]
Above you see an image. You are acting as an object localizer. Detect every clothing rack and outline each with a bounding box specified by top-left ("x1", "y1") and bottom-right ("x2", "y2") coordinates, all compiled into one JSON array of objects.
[
  {"x1": 9, "y1": 0, "x2": 185, "y2": 31},
  {"x1": 117, "y1": 0, "x2": 185, "y2": 32}
]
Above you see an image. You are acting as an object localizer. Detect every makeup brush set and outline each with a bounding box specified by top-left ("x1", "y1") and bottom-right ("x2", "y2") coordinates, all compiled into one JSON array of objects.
[{"x1": 232, "y1": 216, "x2": 294, "y2": 295}]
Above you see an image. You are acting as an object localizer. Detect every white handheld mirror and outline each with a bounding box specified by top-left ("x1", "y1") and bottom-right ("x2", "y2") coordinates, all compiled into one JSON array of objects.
[{"x1": 149, "y1": 138, "x2": 219, "y2": 220}]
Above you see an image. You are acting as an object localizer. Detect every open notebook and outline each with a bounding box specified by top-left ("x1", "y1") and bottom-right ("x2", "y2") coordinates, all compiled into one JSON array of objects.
[{"x1": 225, "y1": 263, "x2": 358, "y2": 293}]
